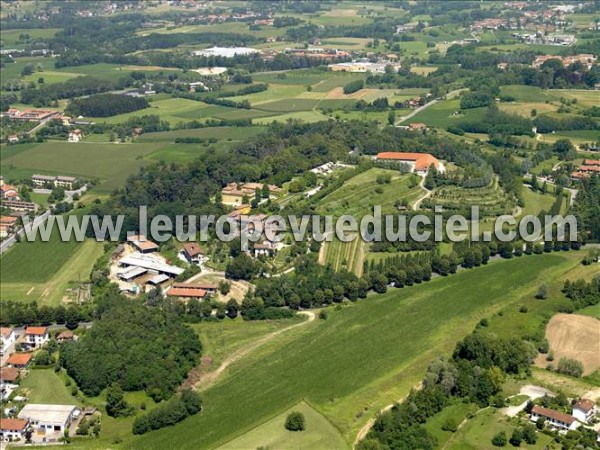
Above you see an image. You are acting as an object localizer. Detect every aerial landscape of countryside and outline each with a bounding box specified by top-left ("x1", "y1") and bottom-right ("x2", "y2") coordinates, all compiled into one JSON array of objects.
[{"x1": 0, "y1": 1, "x2": 599, "y2": 449}]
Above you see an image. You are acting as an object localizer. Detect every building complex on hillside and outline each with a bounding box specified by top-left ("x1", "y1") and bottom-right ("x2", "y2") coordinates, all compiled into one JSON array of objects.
[{"x1": 376, "y1": 152, "x2": 444, "y2": 174}]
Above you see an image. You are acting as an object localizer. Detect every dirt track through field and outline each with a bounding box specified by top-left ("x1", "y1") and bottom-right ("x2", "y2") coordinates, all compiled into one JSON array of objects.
[
  {"x1": 187, "y1": 311, "x2": 315, "y2": 391},
  {"x1": 535, "y1": 313, "x2": 600, "y2": 376}
]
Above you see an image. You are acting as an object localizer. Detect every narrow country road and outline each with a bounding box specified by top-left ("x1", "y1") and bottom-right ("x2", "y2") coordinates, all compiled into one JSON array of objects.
[
  {"x1": 193, "y1": 311, "x2": 315, "y2": 391},
  {"x1": 396, "y1": 89, "x2": 464, "y2": 125},
  {"x1": 412, "y1": 176, "x2": 432, "y2": 211},
  {"x1": 354, "y1": 382, "x2": 423, "y2": 447}
]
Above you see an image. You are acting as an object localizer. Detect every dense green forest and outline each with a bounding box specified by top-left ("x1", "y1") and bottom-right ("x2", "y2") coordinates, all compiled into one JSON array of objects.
[
  {"x1": 60, "y1": 289, "x2": 202, "y2": 401},
  {"x1": 66, "y1": 93, "x2": 149, "y2": 117}
]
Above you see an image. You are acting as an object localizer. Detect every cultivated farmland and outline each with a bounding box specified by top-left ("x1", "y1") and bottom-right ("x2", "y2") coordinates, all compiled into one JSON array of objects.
[{"x1": 128, "y1": 253, "x2": 578, "y2": 450}]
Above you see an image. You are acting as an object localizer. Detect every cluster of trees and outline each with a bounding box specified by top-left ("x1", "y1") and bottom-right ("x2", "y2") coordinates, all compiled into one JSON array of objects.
[
  {"x1": 0, "y1": 300, "x2": 90, "y2": 328},
  {"x1": 573, "y1": 175, "x2": 600, "y2": 241},
  {"x1": 66, "y1": 94, "x2": 149, "y2": 118},
  {"x1": 534, "y1": 115, "x2": 599, "y2": 134},
  {"x1": 60, "y1": 292, "x2": 201, "y2": 401},
  {"x1": 19, "y1": 75, "x2": 133, "y2": 107},
  {"x1": 562, "y1": 276, "x2": 600, "y2": 311},
  {"x1": 132, "y1": 389, "x2": 202, "y2": 435},
  {"x1": 343, "y1": 79, "x2": 365, "y2": 95},
  {"x1": 362, "y1": 333, "x2": 536, "y2": 449},
  {"x1": 457, "y1": 106, "x2": 534, "y2": 137}
]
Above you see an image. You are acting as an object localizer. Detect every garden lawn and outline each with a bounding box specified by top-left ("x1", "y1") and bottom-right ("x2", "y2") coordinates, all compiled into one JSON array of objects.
[{"x1": 21, "y1": 369, "x2": 75, "y2": 405}]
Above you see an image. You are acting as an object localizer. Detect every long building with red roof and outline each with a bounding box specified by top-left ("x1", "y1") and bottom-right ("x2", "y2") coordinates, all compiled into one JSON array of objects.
[{"x1": 376, "y1": 152, "x2": 444, "y2": 174}]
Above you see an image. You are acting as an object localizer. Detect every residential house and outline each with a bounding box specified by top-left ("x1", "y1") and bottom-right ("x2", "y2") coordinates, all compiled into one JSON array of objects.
[
  {"x1": 530, "y1": 405, "x2": 579, "y2": 432},
  {"x1": 0, "y1": 418, "x2": 29, "y2": 442},
  {"x1": 0, "y1": 184, "x2": 19, "y2": 200},
  {"x1": 376, "y1": 152, "x2": 444, "y2": 174},
  {"x1": 7, "y1": 135, "x2": 19, "y2": 144},
  {"x1": 0, "y1": 367, "x2": 20, "y2": 385},
  {"x1": 409, "y1": 122, "x2": 428, "y2": 131},
  {"x1": 181, "y1": 242, "x2": 205, "y2": 265},
  {"x1": 254, "y1": 241, "x2": 276, "y2": 258},
  {"x1": 6, "y1": 353, "x2": 33, "y2": 369},
  {"x1": 18, "y1": 404, "x2": 79, "y2": 434},
  {"x1": 572, "y1": 398, "x2": 596, "y2": 424},
  {"x1": 1, "y1": 327, "x2": 16, "y2": 355},
  {"x1": 56, "y1": 330, "x2": 75, "y2": 343},
  {"x1": 68, "y1": 129, "x2": 83, "y2": 143},
  {"x1": 24, "y1": 326, "x2": 49, "y2": 349},
  {"x1": 221, "y1": 182, "x2": 282, "y2": 206},
  {"x1": 0, "y1": 216, "x2": 18, "y2": 238},
  {"x1": 127, "y1": 235, "x2": 159, "y2": 253}
]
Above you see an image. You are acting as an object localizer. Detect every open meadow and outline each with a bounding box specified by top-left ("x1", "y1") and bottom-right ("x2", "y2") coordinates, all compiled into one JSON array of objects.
[
  {"x1": 127, "y1": 252, "x2": 582, "y2": 450},
  {"x1": 0, "y1": 231, "x2": 104, "y2": 306}
]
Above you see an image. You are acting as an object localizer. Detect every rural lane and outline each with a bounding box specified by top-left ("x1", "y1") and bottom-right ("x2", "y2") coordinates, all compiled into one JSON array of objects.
[
  {"x1": 192, "y1": 311, "x2": 315, "y2": 391},
  {"x1": 395, "y1": 88, "x2": 465, "y2": 125}
]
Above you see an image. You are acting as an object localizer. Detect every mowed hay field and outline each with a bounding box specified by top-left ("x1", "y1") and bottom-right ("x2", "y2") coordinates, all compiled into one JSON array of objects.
[
  {"x1": 1, "y1": 141, "x2": 166, "y2": 192},
  {"x1": 535, "y1": 313, "x2": 600, "y2": 376},
  {"x1": 128, "y1": 253, "x2": 577, "y2": 450},
  {"x1": 0, "y1": 230, "x2": 104, "y2": 306},
  {"x1": 217, "y1": 401, "x2": 346, "y2": 450}
]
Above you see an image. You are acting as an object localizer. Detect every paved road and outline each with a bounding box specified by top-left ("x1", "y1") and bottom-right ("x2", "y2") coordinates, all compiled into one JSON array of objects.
[
  {"x1": 0, "y1": 209, "x2": 51, "y2": 254},
  {"x1": 395, "y1": 89, "x2": 465, "y2": 125}
]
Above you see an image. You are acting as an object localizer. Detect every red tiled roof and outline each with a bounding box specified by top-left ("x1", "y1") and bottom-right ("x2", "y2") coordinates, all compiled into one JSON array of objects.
[
  {"x1": 583, "y1": 159, "x2": 600, "y2": 166},
  {"x1": 167, "y1": 287, "x2": 207, "y2": 298},
  {"x1": 0, "y1": 367, "x2": 19, "y2": 382},
  {"x1": 376, "y1": 152, "x2": 440, "y2": 171},
  {"x1": 6, "y1": 353, "x2": 33, "y2": 367},
  {"x1": 0, "y1": 216, "x2": 18, "y2": 225},
  {"x1": 574, "y1": 398, "x2": 595, "y2": 413},
  {"x1": 532, "y1": 405, "x2": 575, "y2": 424},
  {"x1": 172, "y1": 282, "x2": 216, "y2": 290},
  {"x1": 182, "y1": 242, "x2": 204, "y2": 257},
  {"x1": 579, "y1": 165, "x2": 600, "y2": 172},
  {"x1": 25, "y1": 326, "x2": 48, "y2": 335},
  {"x1": 0, "y1": 418, "x2": 28, "y2": 431},
  {"x1": 0, "y1": 327, "x2": 13, "y2": 338}
]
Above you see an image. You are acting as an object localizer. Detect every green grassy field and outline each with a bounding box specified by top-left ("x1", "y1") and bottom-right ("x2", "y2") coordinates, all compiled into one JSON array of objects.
[
  {"x1": 191, "y1": 317, "x2": 303, "y2": 369},
  {"x1": 316, "y1": 168, "x2": 423, "y2": 217},
  {"x1": 446, "y1": 408, "x2": 554, "y2": 450},
  {"x1": 21, "y1": 368, "x2": 76, "y2": 405},
  {"x1": 1, "y1": 232, "x2": 104, "y2": 306},
  {"x1": 128, "y1": 252, "x2": 579, "y2": 450},
  {"x1": 423, "y1": 400, "x2": 478, "y2": 449},
  {"x1": 404, "y1": 99, "x2": 484, "y2": 128},
  {"x1": 137, "y1": 126, "x2": 266, "y2": 142},
  {"x1": 217, "y1": 401, "x2": 346, "y2": 450},
  {"x1": 1, "y1": 141, "x2": 166, "y2": 191}
]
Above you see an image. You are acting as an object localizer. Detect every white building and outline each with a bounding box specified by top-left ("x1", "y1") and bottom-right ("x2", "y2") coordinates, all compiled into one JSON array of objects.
[
  {"x1": 18, "y1": 404, "x2": 79, "y2": 434},
  {"x1": 1, "y1": 327, "x2": 16, "y2": 355},
  {"x1": 68, "y1": 129, "x2": 83, "y2": 143},
  {"x1": 0, "y1": 418, "x2": 29, "y2": 442},
  {"x1": 192, "y1": 47, "x2": 259, "y2": 58},
  {"x1": 531, "y1": 405, "x2": 579, "y2": 432},
  {"x1": 24, "y1": 326, "x2": 49, "y2": 349},
  {"x1": 572, "y1": 399, "x2": 596, "y2": 424}
]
